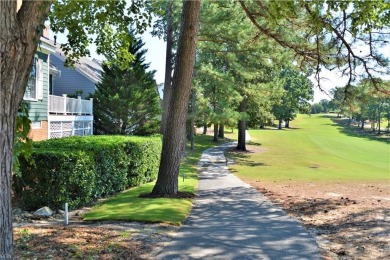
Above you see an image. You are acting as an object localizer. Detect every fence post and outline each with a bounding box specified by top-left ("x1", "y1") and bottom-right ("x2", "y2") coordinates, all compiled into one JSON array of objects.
[
  {"x1": 78, "y1": 96, "x2": 82, "y2": 115},
  {"x1": 62, "y1": 94, "x2": 67, "y2": 115},
  {"x1": 89, "y1": 98, "x2": 93, "y2": 115}
]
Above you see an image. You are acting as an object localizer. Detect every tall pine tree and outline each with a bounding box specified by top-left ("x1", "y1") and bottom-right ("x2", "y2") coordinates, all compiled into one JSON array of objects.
[{"x1": 93, "y1": 35, "x2": 161, "y2": 136}]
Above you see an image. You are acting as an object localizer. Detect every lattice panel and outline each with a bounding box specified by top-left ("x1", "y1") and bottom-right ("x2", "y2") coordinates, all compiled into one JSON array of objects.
[
  {"x1": 62, "y1": 122, "x2": 73, "y2": 131},
  {"x1": 49, "y1": 120, "x2": 93, "y2": 139},
  {"x1": 50, "y1": 122, "x2": 62, "y2": 132},
  {"x1": 50, "y1": 132, "x2": 62, "y2": 139},
  {"x1": 62, "y1": 131, "x2": 72, "y2": 137}
]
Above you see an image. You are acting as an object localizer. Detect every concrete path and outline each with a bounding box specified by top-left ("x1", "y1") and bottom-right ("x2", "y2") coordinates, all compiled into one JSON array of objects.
[{"x1": 157, "y1": 142, "x2": 321, "y2": 260}]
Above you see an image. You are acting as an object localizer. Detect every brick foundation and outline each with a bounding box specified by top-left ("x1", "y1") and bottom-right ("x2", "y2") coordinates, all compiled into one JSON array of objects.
[{"x1": 28, "y1": 121, "x2": 48, "y2": 141}]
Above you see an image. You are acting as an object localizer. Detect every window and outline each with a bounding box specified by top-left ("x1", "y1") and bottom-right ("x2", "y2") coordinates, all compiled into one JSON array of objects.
[
  {"x1": 24, "y1": 57, "x2": 43, "y2": 100},
  {"x1": 31, "y1": 121, "x2": 42, "y2": 129}
]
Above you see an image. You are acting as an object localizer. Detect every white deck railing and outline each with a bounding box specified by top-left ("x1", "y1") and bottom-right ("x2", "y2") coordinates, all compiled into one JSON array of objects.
[{"x1": 49, "y1": 95, "x2": 93, "y2": 115}]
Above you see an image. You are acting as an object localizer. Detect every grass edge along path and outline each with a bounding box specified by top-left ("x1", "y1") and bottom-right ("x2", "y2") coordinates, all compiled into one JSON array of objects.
[{"x1": 83, "y1": 135, "x2": 224, "y2": 225}]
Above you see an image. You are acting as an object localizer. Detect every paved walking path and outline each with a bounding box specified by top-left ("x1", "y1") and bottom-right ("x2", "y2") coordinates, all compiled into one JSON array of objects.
[{"x1": 157, "y1": 140, "x2": 321, "y2": 259}]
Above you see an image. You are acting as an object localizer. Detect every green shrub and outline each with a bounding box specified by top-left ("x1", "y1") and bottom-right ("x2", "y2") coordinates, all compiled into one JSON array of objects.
[
  {"x1": 15, "y1": 135, "x2": 162, "y2": 210},
  {"x1": 16, "y1": 150, "x2": 95, "y2": 210},
  {"x1": 122, "y1": 137, "x2": 162, "y2": 186}
]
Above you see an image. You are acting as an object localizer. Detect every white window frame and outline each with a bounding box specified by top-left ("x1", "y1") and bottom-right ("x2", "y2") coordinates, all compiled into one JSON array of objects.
[
  {"x1": 31, "y1": 121, "x2": 42, "y2": 129},
  {"x1": 24, "y1": 57, "x2": 43, "y2": 101}
]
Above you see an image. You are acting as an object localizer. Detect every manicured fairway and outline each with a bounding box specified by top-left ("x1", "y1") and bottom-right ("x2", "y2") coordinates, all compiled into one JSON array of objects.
[
  {"x1": 230, "y1": 114, "x2": 389, "y2": 182},
  {"x1": 84, "y1": 135, "x2": 219, "y2": 225}
]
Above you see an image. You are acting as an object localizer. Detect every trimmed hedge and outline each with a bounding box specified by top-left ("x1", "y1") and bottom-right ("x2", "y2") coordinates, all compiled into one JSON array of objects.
[{"x1": 14, "y1": 135, "x2": 161, "y2": 210}]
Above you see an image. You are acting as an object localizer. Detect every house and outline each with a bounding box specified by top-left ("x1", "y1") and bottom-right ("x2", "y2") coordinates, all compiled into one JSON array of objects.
[
  {"x1": 50, "y1": 49, "x2": 102, "y2": 99},
  {"x1": 26, "y1": 34, "x2": 99, "y2": 141}
]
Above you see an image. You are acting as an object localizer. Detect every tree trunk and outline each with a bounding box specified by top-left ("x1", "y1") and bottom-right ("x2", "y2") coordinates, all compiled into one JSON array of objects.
[
  {"x1": 1, "y1": 1, "x2": 52, "y2": 257},
  {"x1": 203, "y1": 123, "x2": 207, "y2": 134},
  {"x1": 285, "y1": 120, "x2": 290, "y2": 128},
  {"x1": 190, "y1": 89, "x2": 195, "y2": 150},
  {"x1": 160, "y1": 0, "x2": 174, "y2": 134},
  {"x1": 213, "y1": 123, "x2": 219, "y2": 142},
  {"x1": 152, "y1": 0, "x2": 200, "y2": 195},
  {"x1": 361, "y1": 120, "x2": 365, "y2": 129},
  {"x1": 218, "y1": 123, "x2": 224, "y2": 139},
  {"x1": 377, "y1": 110, "x2": 381, "y2": 134},
  {"x1": 120, "y1": 120, "x2": 127, "y2": 135},
  {"x1": 237, "y1": 98, "x2": 247, "y2": 151},
  {"x1": 278, "y1": 119, "x2": 282, "y2": 129},
  {"x1": 181, "y1": 130, "x2": 187, "y2": 157}
]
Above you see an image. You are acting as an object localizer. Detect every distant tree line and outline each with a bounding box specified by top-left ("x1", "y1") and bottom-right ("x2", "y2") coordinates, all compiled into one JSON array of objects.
[{"x1": 310, "y1": 79, "x2": 390, "y2": 133}]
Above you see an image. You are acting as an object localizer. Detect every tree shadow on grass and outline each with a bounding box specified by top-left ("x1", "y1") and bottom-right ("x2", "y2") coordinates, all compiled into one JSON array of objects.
[
  {"x1": 226, "y1": 149, "x2": 270, "y2": 170},
  {"x1": 329, "y1": 117, "x2": 389, "y2": 144},
  {"x1": 246, "y1": 141, "x2": 262, "y2": 146},
  {"x1": 259, "y1": 127, "x2": 301, "y2": 131}
]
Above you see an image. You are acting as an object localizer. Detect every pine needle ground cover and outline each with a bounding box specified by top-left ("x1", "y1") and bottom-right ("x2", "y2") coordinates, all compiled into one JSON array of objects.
[{"x1": 84, "y1": 135, "x2": 220, "y2": 225}]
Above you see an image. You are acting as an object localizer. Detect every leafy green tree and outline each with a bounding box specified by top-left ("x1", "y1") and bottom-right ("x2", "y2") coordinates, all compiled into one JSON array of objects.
[
  {"x1": 352, "y1": 80, "x2": 390, "y2": 133},
  {"x1": 14, "y1": 102, "x2": 33, "y2": 176},
  {"x1": 330, "y1": 87, "x2": 347, "y2": 117},
  {"x1": 0, "y1": 1, "x2": 152, "y2": 256},
  {"x1": 93, "y1": 35, "x2": 161, "y2": 136},
  {"x1": 2, "y1": 1, "x2": 389, "y2": 255},
  {"x1": 311, "y1": 103, "x2": 324, "y2": 114},
  {"x1": 195, "y1": 0, "x2": 285, "y2": 149},
  {"x1": 272, "y1": 68, "x2": 314, "y2": 129},
  {"x1": 239, "y1": 0, "x2": 389, "y2": 93},
  {"x1": 319, "y1": 99, "x2": 332, "y2": 113}
]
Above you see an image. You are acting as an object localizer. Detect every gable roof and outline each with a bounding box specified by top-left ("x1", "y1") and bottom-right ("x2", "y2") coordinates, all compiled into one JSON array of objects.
[
  {"x1": 52, "y1": 46, "x2": 103, "y2": 84},
  {"x1": 38, "y1": 36, "x2": 57, "y2": 54}
]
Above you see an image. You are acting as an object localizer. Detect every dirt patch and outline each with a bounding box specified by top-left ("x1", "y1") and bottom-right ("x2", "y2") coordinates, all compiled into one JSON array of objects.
[
  {"x1": 14, "y1": 222, "x2": 179, "y2": 259},
  {"x1": 14, "y1": 225, "x2": 146, "y2": 259},
  {"x1": 246, "y1": 179, "x2": 390, "y2": 259}
]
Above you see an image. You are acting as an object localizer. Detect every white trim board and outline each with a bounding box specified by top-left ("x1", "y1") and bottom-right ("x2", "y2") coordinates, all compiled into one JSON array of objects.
[{"x1": 48, "y1": 115, "x2": 93, "y2": 122}]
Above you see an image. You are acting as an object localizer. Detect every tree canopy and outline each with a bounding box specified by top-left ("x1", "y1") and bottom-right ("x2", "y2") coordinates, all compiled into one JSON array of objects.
[
  {"x1": 93, "y1": 34, "x2": 161, "y2": 136},
  {"x1": 1, "y1": 1, "x2": 389, "y2": 257},
  {"x1": 239, "y1": 0, "x2": 389, "y2": 94}
]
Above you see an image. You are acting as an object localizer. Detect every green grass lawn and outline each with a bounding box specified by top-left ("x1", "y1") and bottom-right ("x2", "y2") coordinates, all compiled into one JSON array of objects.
[
  {"x1": 84, "y1": 134, "x2": 220, "y2": 225},
  {"x1": 229, "y1": 114, "x2": 390, "y2": 182}
]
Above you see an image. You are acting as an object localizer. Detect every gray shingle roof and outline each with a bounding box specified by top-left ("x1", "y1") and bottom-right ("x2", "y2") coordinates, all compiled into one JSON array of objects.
[{"x1": 52, "y1": 46, "x2": 103, "y2": 84}]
